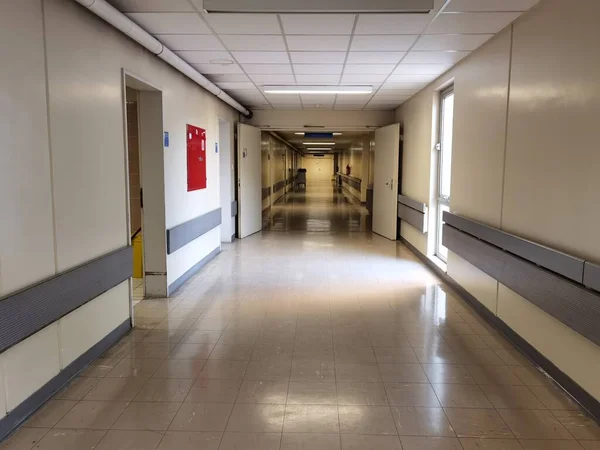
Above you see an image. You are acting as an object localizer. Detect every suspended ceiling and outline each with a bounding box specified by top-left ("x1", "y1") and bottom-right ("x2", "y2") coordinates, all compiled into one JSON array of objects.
[{"x1": 107, "y1": 0, "x2": 539, "y2": 111}]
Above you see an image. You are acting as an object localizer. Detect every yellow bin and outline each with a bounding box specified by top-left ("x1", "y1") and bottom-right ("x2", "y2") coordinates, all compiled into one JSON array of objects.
[{"x1": 132, "y1": 232, "x2": 143, "y2": 279}]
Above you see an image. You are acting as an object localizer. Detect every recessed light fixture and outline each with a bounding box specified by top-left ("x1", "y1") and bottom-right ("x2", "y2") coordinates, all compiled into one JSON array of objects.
[
  {"x1": 307, "y1": 148, "x2": 331, "y2": 151},
  {"x1": 303, "y1": 142, "x2": 335, "y2": 146},
  {"x1": 264, "y1": 85, "x2": 372, "y2": 95}
]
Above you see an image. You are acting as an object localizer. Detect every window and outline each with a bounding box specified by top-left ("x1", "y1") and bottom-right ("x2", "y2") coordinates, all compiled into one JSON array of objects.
[{"x1": 436, "y1": 87, "x2": 454, "y2": 261}]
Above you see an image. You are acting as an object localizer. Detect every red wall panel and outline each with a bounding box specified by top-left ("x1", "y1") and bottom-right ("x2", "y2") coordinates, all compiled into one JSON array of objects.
[{"x1": 187, "y1": 124, "x2": 207, "y2": 191}]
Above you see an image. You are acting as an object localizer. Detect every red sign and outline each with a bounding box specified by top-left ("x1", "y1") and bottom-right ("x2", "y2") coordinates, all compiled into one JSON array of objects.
[{"x1": 187, "y1": 124, "x2": 207, "y2": 191}]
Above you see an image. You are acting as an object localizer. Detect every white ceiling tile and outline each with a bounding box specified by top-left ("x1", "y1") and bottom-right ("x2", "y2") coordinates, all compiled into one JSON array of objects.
[
  {"x1": 176, "y1": 50, "x2": 232, "y2": 64},
  {"x1": 221, "y1": 35, "x2": 286, "y2": 51},
  {"x1": 107, "y1": 0, "x2": 193, "y2": 12},
  {"x1": 217, "y1": 82, "x2": 256, "y2": 90},
  {"x1": 126, "y1": 13, "x2": 210, "y2": 34},
  {"x1": 286, "y1": 35, "x2": 351, "y2": 52},
  {"x1": 156, "y1": 34, "x2": 224, "y2": 51},
  {"x1": 341, "y1": 74, "x2": 388, "y2": 83},
  {"x1": 232, "y1": 52, "x2": 290, "y2": 64},
  {"x1": 346, "y1": 52, "x2": 405, "y2": 64},
  {"x1": 403, "y1": 51, "x2": 470, "y2": 64},
  {"x1": 290, "y1": 52, "x2": 347, "y2": 64},
  {"x1": 206, "y1": 74, "x2": 250, "y2": 82},
  {"x1": 426, "y1": 12, "x2": 521, "y2": 34},
  {"x1": 334, "y1": 95, "x2": 372, "y2": 104},
  {"x1": 242, "y1": 64, "x2": 293, "y2": 74},
  {"x1": 376, "y1": 89, "x2": 418, "y2": 96},
  {"x1": 413, "y1": 34, "x2": 493, "y2": 51},
  {"x1": 334, "y1": 104, "x2": 366, "y2": 110},
  {"x1": 303, "y1": 105, "x2": 334, "y2": 110},
  {"x1": 191, "y1": 63, "x2": 243, "y2": 74},
  {"x1": 295, "y1": 74, "x2": 341, "y2": 84},
  {"x1": 445, "y1": 0, "x2": 539, "y2": 12},
  {"x1": 281, "y1": 14, "x2": 355, "y2": 35},
  {"x1": 380, "y1": 81, "x2": 428, "y2": 90},
  {"x1": 351, "y1": 35, "x2": 418, "y2": 51},
  {"x1": 355, "y1": 13, "x2": 431, "y2": 35},
  {"x1": 205, "y1": 13, "x2": 281, "y2": 34},
  {"x1": 394, "y1": 63, "x2": 451, "y2": 75},
  {"x1": 250, "y1": 74, "x2": 296, "y2": 83},
  {"x1": 300, "y1": 94, "x2": 336, "y2": 104},
  {"x1": 294, "y1": 65, "x2": 344, "y2": 75},
  {"x1": 345, "y1": 65, "x2": 396, "y2": 75},
  {"x1": 271, "y1": 104, "x2": 303, "y2": 110},
  {"x1": 265, "y1": 93, "x2": 301, "y2": 102},
  {"x1": 387, "y1": 73, "x2": 437, "y2": 82}
]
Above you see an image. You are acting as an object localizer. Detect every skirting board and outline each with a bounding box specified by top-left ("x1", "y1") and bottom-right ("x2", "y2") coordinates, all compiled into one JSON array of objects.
[
  {"x1": 399, "y1": 236, "x2": 600, "y2": 422},
  {"x1": 0, "y1": 319, "x2": 131, "y2": 443},
  {"x1": 167, "y1": 247, "x2": 221, "y2": 295}
]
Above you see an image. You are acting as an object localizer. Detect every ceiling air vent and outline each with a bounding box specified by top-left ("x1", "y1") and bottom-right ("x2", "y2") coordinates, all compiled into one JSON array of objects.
[{"x1": 203, "y1": 0, "x2": 433, "y2": 14}]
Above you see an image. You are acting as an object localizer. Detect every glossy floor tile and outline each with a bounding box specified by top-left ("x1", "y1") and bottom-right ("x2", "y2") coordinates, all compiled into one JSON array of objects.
[{"x1": 3, "y1": 184, "x2": 599, "y2": 449}]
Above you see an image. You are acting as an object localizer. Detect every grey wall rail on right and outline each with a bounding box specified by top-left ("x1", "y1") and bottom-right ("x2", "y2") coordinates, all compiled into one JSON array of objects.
[
  {"x1": 398, "y1": 194, "x2": 428, "y2": 233},
  {"x1": 442, "y1": 211, "x2": 600, "y2": 347}
]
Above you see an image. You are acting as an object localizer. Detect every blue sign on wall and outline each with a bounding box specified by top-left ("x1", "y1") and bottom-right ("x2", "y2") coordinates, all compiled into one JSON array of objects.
[
  {"x1": 305, "y1": 133, "x2": 333, "y2": 139},
  {"x1": 164, "y1": 131, "x2": 170, "y2": 148}
]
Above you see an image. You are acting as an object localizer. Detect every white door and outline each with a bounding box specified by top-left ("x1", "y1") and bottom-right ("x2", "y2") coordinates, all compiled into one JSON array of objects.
[
  {"x1": 237, "y1": 123, "x2": 262, "y2": 238},
  {"x1": 373, "y1": 123, "x2": 401, "y2": 240}
]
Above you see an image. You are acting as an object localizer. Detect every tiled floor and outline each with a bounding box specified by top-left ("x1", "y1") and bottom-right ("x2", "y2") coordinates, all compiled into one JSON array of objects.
[
  {"x1": 132, "y1": 278, "x2": 144, "y2": 307},
  {"x1": 3, "y1": 183, "x2": 600, "y2": 449}
]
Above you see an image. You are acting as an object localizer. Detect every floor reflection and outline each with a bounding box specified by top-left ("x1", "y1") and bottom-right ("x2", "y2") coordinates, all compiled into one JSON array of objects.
[
  {"x1": 263, "y1": 181, "x2": 371, "y2": 233},
  {"x1": 7, "y1": 181, "x2": 599, "y2": 450}
]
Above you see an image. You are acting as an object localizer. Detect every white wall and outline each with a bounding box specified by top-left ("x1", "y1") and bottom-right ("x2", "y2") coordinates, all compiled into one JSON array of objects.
[
  {"x1": 0, "y1": 0, "x2": 238, "y2": 420},
  {"x1": 302, "y1": 156, "x2": 334, "y2": 183},
  {"x1": 395, "y1": 0, "x2": 600, "y2": 402}
]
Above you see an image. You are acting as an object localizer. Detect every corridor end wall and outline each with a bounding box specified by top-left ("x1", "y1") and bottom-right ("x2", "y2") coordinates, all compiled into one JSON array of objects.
[{"x1": 395, "y1": 0, "x2": 600, "y2": 408}]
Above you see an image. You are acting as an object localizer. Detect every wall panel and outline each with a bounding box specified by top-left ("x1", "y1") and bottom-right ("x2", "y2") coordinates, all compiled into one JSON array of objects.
[
  {"x1": 497, "y1": 284, "x2": 600, "y2": 401},
  {"x1": 2, "y1": 324, "x2": 60, "y2": 411},
  {"x1": 58, "y1": 282, "x2": 130, "y2": 368},
  {"x1": 0, "y1": 0, "x2": 56, "y2": 295},
  {"x1": 501, "y1": 0, "x2": 600, "y2": 261}
]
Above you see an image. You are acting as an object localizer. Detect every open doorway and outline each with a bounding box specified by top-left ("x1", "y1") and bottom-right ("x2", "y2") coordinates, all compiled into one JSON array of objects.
[
  {"x1": 125, "y1": 88, "x2": 144, "y2": 305},
  {"x1": 123, "y1": 72, "x2": 168, "y2": 311},
  {"x1": 218, "y1": 118, "x2": 235, "y2": 243}
]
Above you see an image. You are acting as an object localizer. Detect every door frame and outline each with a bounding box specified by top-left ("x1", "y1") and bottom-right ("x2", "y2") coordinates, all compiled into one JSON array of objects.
[{"x1": 121, "y1": 70, "x2": 168, "y2": 317}]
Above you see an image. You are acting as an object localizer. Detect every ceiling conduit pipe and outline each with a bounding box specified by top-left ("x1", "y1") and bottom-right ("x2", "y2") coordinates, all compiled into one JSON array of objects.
[{"x1": 73, "y1": 0, "x2": 251, "y2": 117}]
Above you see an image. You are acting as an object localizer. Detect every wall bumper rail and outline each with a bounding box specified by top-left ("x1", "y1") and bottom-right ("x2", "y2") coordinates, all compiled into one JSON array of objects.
[
  {"x1": 442, "y1": 211, "x2": 600, "y2": 347},
  {"x1": 397, "y1": 194, "x2": 428, "y2": 233}
]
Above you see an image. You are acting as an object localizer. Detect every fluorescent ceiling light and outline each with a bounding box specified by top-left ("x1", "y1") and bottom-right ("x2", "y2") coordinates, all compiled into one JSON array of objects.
[
  {"x1": 303, "y1": 142, "x2": 335, "y2": 146},
  {"x1": 203, "y1": 0, "x2": 433, "y2": 13},
  {"x1": 295, "y1": 132, "x2": 342, "y2": 136},
  {"x1": 307, "y1": 148, "x2": 332, "y2": 151},
  {"x1": 264, "y1": 85, "x2": 372, "y2": 95}
]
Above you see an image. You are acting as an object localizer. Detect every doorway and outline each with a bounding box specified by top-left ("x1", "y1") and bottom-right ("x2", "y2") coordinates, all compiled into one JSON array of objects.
[
  {"x1": 218, "y1": 118, "x2": 235, "y2": 243},
  {"x1": 123, "y1": 72, "x2": 168, "y2": 310},
  {"x1": 125, "y1": 88, "x2": 144, "y2": 305}
]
